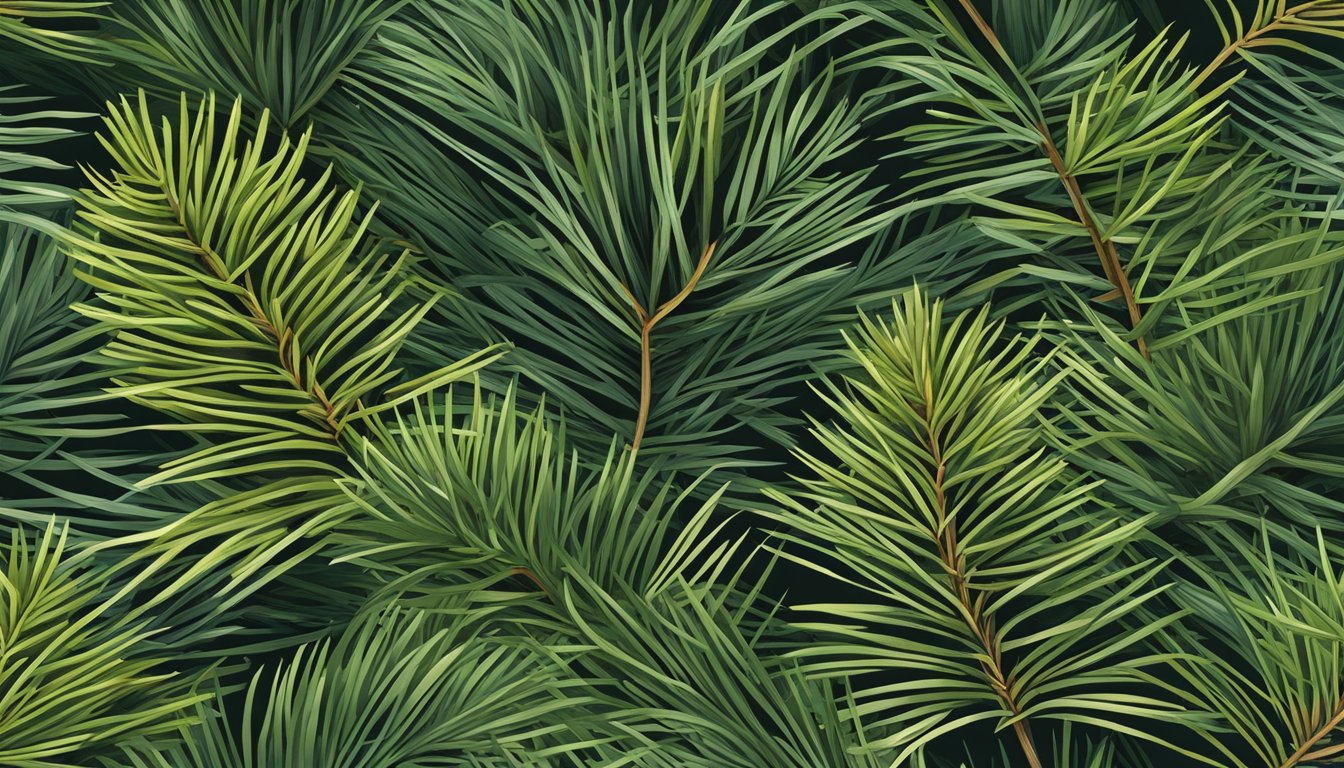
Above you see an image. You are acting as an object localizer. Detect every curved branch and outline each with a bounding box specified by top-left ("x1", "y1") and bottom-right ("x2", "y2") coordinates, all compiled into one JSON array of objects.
[
  {"x1": 506, "y1": 565, "x2": 552, "y2": 598},
  {"x1": 620, "y1": 240, "x2": 717, "y2": 452},
  {"x1": 1193, "y1": 1, "x2": 1331, "y2": 90}
]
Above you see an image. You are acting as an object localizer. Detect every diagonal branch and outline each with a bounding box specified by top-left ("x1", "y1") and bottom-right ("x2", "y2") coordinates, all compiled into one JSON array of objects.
[
  {"x1": 1037, "y1": 126, "x2": 1149, "y2": 359},
  {"x1": 620, "y1": 241, "x2": 717, "y2": 452},
  {"x1": 162, "y1": 190, "x2": 344, "y2": 441},
  {"x1": 954, "y1": 0, "x2": 1150, "y2": 360},
  {"x1": 1282, "y1": 699, "x2": 1344, "y2": 768},
  {"x1": 1193, "y1": 1, "x2": 1331, "y2": 90},
  {"x1": 914, "y1": 367, "x2": 1044, "y2": 768}
]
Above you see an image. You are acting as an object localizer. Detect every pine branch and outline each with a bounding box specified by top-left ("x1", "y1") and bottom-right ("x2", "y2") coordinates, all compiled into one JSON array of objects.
[
  {"x1": 158, "y1": 188, "x2": 344, "y2": 441},
  {"x1": 107, "y1": 601, "x2": 587, "y2": 767},
  {"x1": 70, "y1": 91, "x2": 504, "y2": 486},
  {"x1": 99, "y1": 0, "x2": 402, "y2": 127},
  {"x1": 763, "y1": 288, "x2": 1188, "y2": 763},
  {"x1": 953, "y1": 0, "x2": 1148, "y2": 358},
  {"x1": 0, "y1": 88, "x2": 91, "y2": 235},
  {"x1": 58, "y1": 92, "x2": 507, "y2": 638},
  {"x1": 919, "y1": 379, "x2": 1043, "y2": 768},
  {"x1": 304, "y1": 0, "x2": 949, "y2": 476},
  {"x1": 1285, "y1": 701, "x2": 1344, "y2": 767},
  {"x1": 1194, "y1": 0, "x2": 1344, "y2": 89},
  {"x1": 1145, "y1": 526, "x2": 1344, "y2": 768},
  {"x1": 0, "y1": 520, "x2": 208, "y2": 767},
  {"x1": 330, "y1": 385, "x2": 734, "y2": 600}
]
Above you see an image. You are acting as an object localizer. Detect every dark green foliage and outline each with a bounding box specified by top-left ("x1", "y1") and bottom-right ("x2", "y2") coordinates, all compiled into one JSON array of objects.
[{"x1": 4, "y1": 1, "x2": 1344, "y2": 766}]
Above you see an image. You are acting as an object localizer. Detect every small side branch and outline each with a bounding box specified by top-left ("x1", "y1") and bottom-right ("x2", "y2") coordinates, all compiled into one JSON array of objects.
[
  {"x1": 620, "y1": 241, "x2": 717, "y2": 452},
  {"x1": 1282, "y1": 699, "x2": 1344, "y2": 768},
  {"x1": 915, "y1": 373, "x2": 1044, "y2": 768},
  {"x1": 164, "y1": 191, "x2": 345, "y2": 438},
  {"x1": 1193, "y1": 2, "x2": 1325, "y2": 90}
]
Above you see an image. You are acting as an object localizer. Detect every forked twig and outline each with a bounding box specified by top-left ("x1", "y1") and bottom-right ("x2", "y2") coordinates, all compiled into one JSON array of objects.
[{"x1": 620, "y1": 241, "x2": 718, "y2": 452}]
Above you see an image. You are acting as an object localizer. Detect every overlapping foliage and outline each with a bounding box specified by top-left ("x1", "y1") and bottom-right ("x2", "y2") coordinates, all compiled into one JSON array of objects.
[{"x1": 3, "y1": 0, "x2": 1344, "y2": 766}]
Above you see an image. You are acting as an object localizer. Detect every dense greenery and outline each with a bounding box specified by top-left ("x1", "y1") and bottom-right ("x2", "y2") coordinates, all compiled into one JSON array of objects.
[{"x1": 3, "y1": 0, "x2": 1344, "y2": 765}]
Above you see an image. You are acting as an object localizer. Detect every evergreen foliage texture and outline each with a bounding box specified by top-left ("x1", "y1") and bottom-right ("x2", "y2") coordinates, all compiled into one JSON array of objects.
[{"x1": 4, "y1": 0, "x2": 1344, "y2": 765}]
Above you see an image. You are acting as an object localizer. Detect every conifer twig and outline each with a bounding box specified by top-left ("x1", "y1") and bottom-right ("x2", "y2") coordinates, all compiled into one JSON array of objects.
[
  {"x1": 163, "y1": 191, "x2": 345, "y2": 439},
  {"x1": 620, "y1": 241, "x2": 717, "y2": 452},
  {"x1": 1282, "y1": 699, "x2": 1344, "y2": 767},
  {"x1": 1193, "y1": 1, "x2": 1325, "y2": 90},
  {"x1": 1037, "y1": 126, "x2": 1149, "y2": 360},
  {"x1": 954, "y1": 0, "x2": 1150, "y2": 360},
  {"x1": 916, "y1": 367, "x2": 1044, "y2": 768}
]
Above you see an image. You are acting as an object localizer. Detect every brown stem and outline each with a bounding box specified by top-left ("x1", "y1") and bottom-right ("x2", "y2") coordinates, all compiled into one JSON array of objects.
[
  {"x1": 954, "y1": 0, "x2": 1149, "y2": 360},
  {"x1": 1038, "y1": 126, "x2": 1149, "y2": 360},
  {"x1": 1282, "y1": 699, "x2": 1344, "y2": 768},
  {"x1": 954, "y1": 0, "x2": 1012, "y2": 66},
  {"x1": 162, "y1": 191, "x2": 343, "y2": 439},
  {"x1": 620, "y1": 241, "x2": 717, "y2": 452},
  {"x1": 916, "y1": 370, "x2": 1044, "y2": 768},
  {"x1": 1193, "y1": 2, "x2": 1324, "y2": 90},
  {"x1": 506, "y1": 566, "x2": 552, "y2": 598}
]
